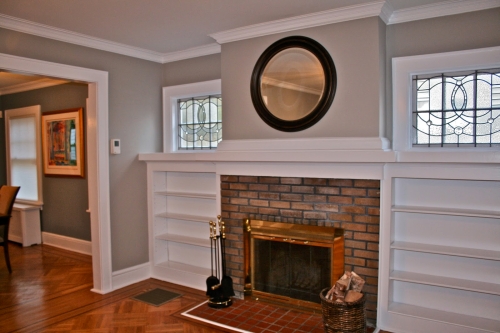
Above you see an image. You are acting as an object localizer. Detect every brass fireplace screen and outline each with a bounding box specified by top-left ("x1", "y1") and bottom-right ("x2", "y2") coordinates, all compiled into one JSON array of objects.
[{"x1": 243, "y1": 219, "x2": 344, "y2": 307}]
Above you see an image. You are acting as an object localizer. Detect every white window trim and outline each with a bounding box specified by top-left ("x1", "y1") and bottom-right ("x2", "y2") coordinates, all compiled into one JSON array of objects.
[
  {"x1": 4, "y1": 105, "x2": 44, "y2": 206},
  {"x1": 392, "y1": 46, "x2": 500, "y2": 161},
  {"x1": 162, "y1": 79, "x2": 221, "y2": 153}
]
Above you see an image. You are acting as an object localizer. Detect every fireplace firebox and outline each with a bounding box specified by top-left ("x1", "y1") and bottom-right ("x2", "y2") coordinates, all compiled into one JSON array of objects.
[{"x1": 243, "y1": 219, "x2": 344, "y2": 309}]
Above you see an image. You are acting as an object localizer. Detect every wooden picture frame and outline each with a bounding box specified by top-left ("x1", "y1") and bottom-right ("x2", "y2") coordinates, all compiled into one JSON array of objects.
[{"x1": 41, "y1": 108, "x2": 84, "y2": 177}]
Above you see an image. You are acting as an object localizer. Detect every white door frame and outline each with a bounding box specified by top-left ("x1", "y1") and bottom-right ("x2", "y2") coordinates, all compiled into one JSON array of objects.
[{"x1": 0, "y1": 52, "x2": 112, "y2": 293}]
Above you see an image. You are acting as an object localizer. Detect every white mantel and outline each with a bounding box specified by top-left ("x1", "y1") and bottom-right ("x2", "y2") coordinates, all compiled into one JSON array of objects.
[
  {"x1": 139, "y1": 137, "x2": 500, "y2": 165},
  {"x1": 140, "y1": 137, "x2": 395, "y2": 164}
]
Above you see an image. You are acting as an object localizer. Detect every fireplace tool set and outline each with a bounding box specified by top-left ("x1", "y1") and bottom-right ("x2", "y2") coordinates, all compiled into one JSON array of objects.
[{"x1": 206, "y1": 216, "x2": 235, "y2": 308}]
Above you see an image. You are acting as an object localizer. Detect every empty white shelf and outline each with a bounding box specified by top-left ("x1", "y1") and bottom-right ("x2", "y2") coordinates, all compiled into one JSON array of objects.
[
  {"x1": 155, "y1": 191, "x2": 216, "y2": 199},
  {"x1": 392, "y1": 205, "x2": 500, "y2": 219},
  {"x1": 155, "y1": 233, "x2": 210, "y2": 248},
  {"x1": 154, "y1": 212, "x2": 213, "y2": 223},
  {"x1": 155, "y1": 261, "x2": 211, "y2": 277},
  {"x1": 390, "y1": 270, "x2": 500, "y2": 296},
  {"x1": 388, "y1": 302, "x2": 500, "y2": 333},
  {"x1": 391, "y1": 241, "x2": 500, "y2": 261}
]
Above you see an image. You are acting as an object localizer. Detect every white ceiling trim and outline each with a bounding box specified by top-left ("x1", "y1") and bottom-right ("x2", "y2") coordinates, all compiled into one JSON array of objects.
[
  {"x1": 211, "y1": 0, "x2": 500, "y2": 44},
  {"x1": 161, "y1": 43, "x2": 221, "y2": 63},
  {"x1": 388, "y1": 0, "x2": 500, "y2": 24},
  {"x1": 209, "y1": 1, "x2": 387, "y2": 44},
  {"x1": 0, "y1": 14, "x2": 165, "y2": 63},
  {"x1": 0, "y1": 0, "x2": 499, "y2": 63},
  {"x1": 0, "y1": 77, "x2": 68, "y2": 95}
]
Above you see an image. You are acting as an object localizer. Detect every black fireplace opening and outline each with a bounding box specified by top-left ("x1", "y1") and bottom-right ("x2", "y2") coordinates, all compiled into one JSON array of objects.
[{"x1": 253, "y1": 238, "x2": 331, "y2": 304}]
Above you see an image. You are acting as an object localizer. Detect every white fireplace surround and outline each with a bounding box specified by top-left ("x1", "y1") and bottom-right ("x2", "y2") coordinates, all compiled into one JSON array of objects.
[
  {"x1": 138, "y1": 46, "x2": 500, "y2": 333},
  {"x1": 139, "y1": 135, "x2": 499, "y2": 333}
]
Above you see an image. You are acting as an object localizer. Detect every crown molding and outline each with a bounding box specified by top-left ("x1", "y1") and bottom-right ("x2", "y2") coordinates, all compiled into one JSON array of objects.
[
  {"x1": 388, "y1": 0, "x2": 500, "y2": 24},
  {"x1": 0, "y1": 14, "x2": 165, "y2": 63},
  {"x1": 0, "y1": 77, "x2": 68, "y2": 96},
  {"x1": 1, "y1": 1, "x2": 499, "y2": 63},
  {"x1": 161, "y1": 43, "x2": 221, "y2": 63},
  {"x1": 210, "y1": 1, "x2": 387, "y2": 44},
  {"x1": 379, "y1": 1, "x2": 394, "y2": 24}
]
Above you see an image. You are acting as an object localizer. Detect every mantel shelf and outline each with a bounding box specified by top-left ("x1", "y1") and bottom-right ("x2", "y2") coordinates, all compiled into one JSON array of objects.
[
  {"x1": 155, "y1": 233, "x2": 210, "y2": 248},
  {"x1": 155, "y1": 191, "x2": 216, "y2": 199},
  {"x1": 390, "y1": 270, "x2": 500, "y2": 296},
  {"x1": 155, "y1": 212, "x2": 213, "y2": 223},
  {"x1": 392, "y1": 205, "x2": 500, "y2": 219},
  {"x1": 391, "y1": 241, "x2": 500, "y2": 261},
  {"x1": 388, "y1": 302, "x2": 500, "y2": 333}
]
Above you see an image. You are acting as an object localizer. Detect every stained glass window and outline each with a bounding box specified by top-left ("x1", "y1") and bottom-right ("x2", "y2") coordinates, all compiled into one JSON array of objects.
[
  {"x1": 178, "y1": 95, "x2": 222, "y2": 150},
  {"x1": 412, "y1": 69, "x2": 500, "y2": 147}
]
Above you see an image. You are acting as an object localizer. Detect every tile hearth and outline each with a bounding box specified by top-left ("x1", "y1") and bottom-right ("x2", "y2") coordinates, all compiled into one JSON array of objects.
[
  {"x1": 183, "y1": 298, "x2": 380, "y2": 333},
  {"x1": 184, "y1": 298, "x2": 325, "y2": 333}
]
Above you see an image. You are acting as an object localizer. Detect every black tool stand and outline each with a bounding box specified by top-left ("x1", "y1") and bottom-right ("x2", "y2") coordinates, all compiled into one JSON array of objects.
[
  {"x1": 208, "y1": 296, "x2": 232, "y2": 308},
  {"x1": 208, "y1": 284, "x2": 232, "y2": 308}
]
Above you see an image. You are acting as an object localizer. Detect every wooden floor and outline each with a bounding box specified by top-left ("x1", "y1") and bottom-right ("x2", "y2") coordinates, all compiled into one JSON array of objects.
[
  {"x1": 0, "y1": 243, "x2": 227, "y2": 332},
  {"x1": 0, "y1": 243, "x2": 389, "y2": 332}
]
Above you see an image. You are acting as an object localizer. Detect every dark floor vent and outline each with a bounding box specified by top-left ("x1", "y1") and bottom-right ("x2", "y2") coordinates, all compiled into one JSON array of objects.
[{"x1": 132, "y1": 288, "x2": 181, "y2": 306}]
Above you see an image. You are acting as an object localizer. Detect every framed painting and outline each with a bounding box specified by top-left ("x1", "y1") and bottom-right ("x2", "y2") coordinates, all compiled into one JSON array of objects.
[{"x1": 41, "y1": 108, "x2": 84, "y2": 177}]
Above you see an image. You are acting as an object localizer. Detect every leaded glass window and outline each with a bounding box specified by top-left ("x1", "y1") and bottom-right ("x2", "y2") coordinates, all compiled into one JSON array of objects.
[
  {"x1": 178, "y1": 95, "x2": 222, "y2": 150},
  {"x1": 412, "y1": 69, "x2": 500, "y2": 147}
]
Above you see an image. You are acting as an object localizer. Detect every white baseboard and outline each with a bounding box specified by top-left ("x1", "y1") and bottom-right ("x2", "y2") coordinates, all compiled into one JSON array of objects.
[
  {"x1": 42, "y1": 232, "x2": 92, "y2": 255},
  {"x1": 42, "y1": 232, "x2": 152, "y2": 291},
  {"x1": 112, "y1": 262, "x2": 151, "y2": 291}
]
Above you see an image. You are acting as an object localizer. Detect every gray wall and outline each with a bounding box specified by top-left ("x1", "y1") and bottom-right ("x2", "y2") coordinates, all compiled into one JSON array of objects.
[
  {"x1": 221, "y1": 17, "x2": 385, "y2": 140},
  {"x1": 1, "y1": 83, "x2": 91, "y2": 240},
  {"x1": 0, "y1": 7, "x2": 497, "y2": 274},
  {"x1": 0, "y1": 27, "x2": 163, "y2": 271},
  {"x1": 384, "y1": 8, "x2": 500, "y2": 140},
  {"x1": 163, "y1": 53, "x2": 221, "y2": 86}
]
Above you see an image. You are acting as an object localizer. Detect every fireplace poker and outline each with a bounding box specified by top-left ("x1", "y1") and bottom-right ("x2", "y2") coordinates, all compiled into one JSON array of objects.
[
  {"x1": 206, "y1": 221, "x2": 219, "y2": 297},
  {"x1": 219, "y1": 217, "x2": 235, "y2": 298}
]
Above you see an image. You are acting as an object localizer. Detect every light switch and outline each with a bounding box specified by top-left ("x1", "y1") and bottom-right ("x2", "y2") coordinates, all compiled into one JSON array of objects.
[{"x1": 110, "y1": 139, "x2": 120, "y2": 154}]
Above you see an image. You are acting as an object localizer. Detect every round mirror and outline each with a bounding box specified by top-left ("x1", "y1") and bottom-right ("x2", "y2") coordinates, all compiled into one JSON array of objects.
[{"x1": 251, "y1": 36, "x2": 336, "y2": 132}]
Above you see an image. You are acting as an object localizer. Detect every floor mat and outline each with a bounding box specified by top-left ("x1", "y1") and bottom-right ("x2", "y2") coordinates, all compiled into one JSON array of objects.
[
  {"x1": 181, "y1": 299, "x2": 324, "y2": 333},
  {"x1": 132, "y1": 288, "x2": 182, "y2": 306}
]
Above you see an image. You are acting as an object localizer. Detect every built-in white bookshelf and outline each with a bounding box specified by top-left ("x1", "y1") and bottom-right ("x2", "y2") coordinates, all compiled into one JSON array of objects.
[
  {"x1": 380, "y1": 168, "x2": 500, "y2": 333},
  {"x1": 146, "y1": 163, "x2": 217, "y2": 290}
]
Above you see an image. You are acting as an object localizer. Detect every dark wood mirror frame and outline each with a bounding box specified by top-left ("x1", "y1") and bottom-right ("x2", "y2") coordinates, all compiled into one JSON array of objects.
[{"x1": 250, "y1": 36, "x2": 337, "y2": 132}]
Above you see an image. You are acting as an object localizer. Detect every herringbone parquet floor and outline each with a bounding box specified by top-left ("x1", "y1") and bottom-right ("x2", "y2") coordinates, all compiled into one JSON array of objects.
[
  {"x1": 0, "y1": 243, "x2": 387, "y2": 333},
  {"x1": 0, "y1": 243, "x2": 223, "y2": 332}
]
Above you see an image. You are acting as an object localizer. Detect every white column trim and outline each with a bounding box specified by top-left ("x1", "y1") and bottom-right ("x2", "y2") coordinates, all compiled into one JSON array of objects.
[{"x1": 0, "y1": 53, "x2": 112, "y2": 294}]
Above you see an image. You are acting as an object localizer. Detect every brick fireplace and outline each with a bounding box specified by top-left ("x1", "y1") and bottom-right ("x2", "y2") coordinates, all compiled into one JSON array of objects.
[{"x1": 220, "y1": 175, "x2": 380, "y2": 322}]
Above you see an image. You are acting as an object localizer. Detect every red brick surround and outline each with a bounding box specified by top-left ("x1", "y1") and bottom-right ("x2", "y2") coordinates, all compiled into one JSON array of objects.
[{"x1": 220, "y1": 175, "x2": 380, "y2": 322}]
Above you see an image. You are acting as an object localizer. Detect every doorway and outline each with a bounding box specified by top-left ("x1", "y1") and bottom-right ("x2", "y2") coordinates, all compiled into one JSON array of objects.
[{"x1": 0, "y1": 53, "x2": 112, "y2": 293}]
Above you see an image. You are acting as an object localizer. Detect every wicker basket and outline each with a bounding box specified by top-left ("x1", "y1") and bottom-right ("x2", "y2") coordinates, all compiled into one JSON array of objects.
[{"x1": 320, "y1": 288, "x2": 366, "y2": 333}]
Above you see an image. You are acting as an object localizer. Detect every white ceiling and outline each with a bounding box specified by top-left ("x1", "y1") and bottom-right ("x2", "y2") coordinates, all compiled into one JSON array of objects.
[
  {"x1": 1, "y1": 0, "x2": 496, "y2": 57},
  {"x1": 0, "y1": 0, "x2": 498, "y2": 92}
]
